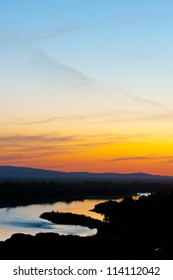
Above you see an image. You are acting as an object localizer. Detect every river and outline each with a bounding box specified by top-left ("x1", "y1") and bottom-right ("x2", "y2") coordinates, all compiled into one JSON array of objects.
[
  {"x1": 0, "y1": 193, "x2": 150, "y2": 241},
  {"x1": 0, "y1": 199, "x2": 108, "y2": 241}
]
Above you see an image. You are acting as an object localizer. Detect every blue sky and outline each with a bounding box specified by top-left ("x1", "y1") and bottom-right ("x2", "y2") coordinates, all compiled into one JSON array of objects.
[{"x1": 1, "y1": 0, "x2": 173, "y2": 102}]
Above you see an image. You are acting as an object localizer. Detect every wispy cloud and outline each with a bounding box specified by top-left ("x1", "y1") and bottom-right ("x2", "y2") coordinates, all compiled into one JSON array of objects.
[
  {"x1": 114, "y1": 85, "x2": 167, "y2": 110},
  {"x1": 0, "y1": 132, "x2": 167, "y2": 164},
  {"x1": 3, "y1": 107, "x2": 173, "y2": 127},
  {"x1": 29, "y1": 23, "x2": 79, "y2": 42},
  {"x1": 24, "y1": 50, "x2": 168, "y2": 113},
  {"x1": 0, "y1": 152, "x2": 54, "y2": 161},
  {"x1": 0, "y1": 132, "x2": 150, "y2": 152},
  {"x1": 0, "y1": 133, "x2": 78, "y2": 162},
  {"x1": 10, "y1": 113, "x2": 106, "y2": 125},
  {"x1": 107, "y1": 155, "x2": 159, "y2": 162},
  {"x1": 0, "y1": 134, "x2": 78, "y2": 144},
  {"x1": 32, "y1": 50, "x2": 90, "y2": 85},
  {"x1": 103, "y1": 133, "x2": 150, "y2": 141},
  {"x1": 107, "y1": 154, "x2": 173, "y2": 162},
  {"x1": 0, "y1": 16, "x2": 79, "y2": 47}
]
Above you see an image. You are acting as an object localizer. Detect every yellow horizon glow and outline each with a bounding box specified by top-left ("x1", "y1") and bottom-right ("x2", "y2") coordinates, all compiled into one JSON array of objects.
[{"x1": 1, "y1": 120, "x2": 173, "y2": 176}]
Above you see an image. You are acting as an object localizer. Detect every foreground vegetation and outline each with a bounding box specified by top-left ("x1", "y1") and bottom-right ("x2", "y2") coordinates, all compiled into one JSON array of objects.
[
  {"x1": 1, "y1": 231, "x2": 172, "y2": 260},
  {"x1": 92, "y1": 192, "x2": 173, "y2": 239}
]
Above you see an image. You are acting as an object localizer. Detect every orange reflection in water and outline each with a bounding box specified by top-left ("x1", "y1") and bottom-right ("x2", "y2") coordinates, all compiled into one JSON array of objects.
[
  {"x1": 132, "y1": 196, "x2": 140, "y2": 201},
  {"x1": 53, "y1": 199, "x2": 106, "y2": 221},
  {"x1": 53, "y1": 198, "x2": 127, "y2": 220}
]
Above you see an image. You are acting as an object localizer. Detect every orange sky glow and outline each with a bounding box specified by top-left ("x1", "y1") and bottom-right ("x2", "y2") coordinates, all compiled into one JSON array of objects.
[{"x1": 1, "y1": 1, "x2": 173, "y2": 176}]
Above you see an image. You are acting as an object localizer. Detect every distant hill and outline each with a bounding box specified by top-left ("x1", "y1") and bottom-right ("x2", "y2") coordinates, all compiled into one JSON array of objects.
[{"x1": 0, "y1": 166, "x2": 172, "y2": 182}]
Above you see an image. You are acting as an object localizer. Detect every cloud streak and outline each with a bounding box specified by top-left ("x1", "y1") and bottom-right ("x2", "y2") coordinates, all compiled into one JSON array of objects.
[
  {"x1": 0, "y1": 132, "x2": 152, "y2": 168},
  {"x1": 0, "y1": 16, "x2": 79, "y2": 47},
  {"x1": 114, "y1": 85, "x2": 167, "y2": 110},
  {"x1": 5, "y1": 108, "x2": 173, "y2": 126},
  {"x1": 0, "y1": 134, "x2": 78, "y2": 144},
  {"x1": 33, "y1": 50, "x2": 90, "y2": 85},
  {"x1": 1, "y1": 132, "x2": 172, "y2": 166},
  {"x1": 107, "y1": 154, "x2": 173, "y2": 162}
]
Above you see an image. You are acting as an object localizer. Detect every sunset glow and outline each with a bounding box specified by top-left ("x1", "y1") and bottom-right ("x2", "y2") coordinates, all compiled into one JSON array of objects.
[{"x1": 1, "y1": 0, "x2": 173, "y2": 175}]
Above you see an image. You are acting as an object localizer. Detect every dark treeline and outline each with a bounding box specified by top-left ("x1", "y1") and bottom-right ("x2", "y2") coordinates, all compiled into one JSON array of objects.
[{"x1": 0, "y1": 179, "x2": 173, "y2": 208}]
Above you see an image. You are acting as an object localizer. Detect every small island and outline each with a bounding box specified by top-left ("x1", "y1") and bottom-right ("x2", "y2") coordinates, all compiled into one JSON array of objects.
[{"x1": 40, "y1": 211, "x2": 102, "y2": 229}]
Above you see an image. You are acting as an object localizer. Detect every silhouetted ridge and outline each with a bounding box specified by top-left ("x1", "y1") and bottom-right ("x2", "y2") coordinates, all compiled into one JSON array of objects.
[{"x1": 0, "y1": 166, "x2": 172, "y2": 182}]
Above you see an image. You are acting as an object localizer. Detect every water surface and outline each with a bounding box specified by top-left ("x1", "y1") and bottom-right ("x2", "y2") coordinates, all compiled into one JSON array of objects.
[
  {"x1": 0, "y1": 194, "x2": 151, "y2": 241},
  {"x1": 0, "y1": 199, "x2": 106, "y2": 241}
]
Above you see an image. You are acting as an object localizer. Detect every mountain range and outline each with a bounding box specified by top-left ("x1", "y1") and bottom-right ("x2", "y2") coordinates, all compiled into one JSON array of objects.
[{"x1": 0, "y1": 166, "x2": 172, "y2": 182}]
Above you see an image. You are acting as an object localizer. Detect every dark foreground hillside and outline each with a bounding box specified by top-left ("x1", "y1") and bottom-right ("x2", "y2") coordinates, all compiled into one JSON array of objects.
[{"x1": 1, "y1": 232, "x2": 173, "y2": 260}]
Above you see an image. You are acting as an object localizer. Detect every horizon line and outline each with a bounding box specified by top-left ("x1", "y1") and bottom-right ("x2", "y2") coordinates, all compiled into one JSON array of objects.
[{"x1": 0, "y1": 165, "x2": 172, "y2": 177}]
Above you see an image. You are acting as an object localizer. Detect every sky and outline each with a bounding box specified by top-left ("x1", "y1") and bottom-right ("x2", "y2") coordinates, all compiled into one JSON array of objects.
[{"x1": 1, "y1": 0, "x2": 173, "y2": 175}]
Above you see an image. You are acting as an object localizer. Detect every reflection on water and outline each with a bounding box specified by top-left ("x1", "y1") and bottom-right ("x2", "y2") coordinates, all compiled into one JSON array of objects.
[
  {"x1": 0, "y1": 193, "x2": 151, "y2": 241},
  {"x1": 0, "y1": 199, "x2": 106, "y2": 241},
  {"x1": 53, "y1": 199, "x2": 106, "y2": 220}
]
